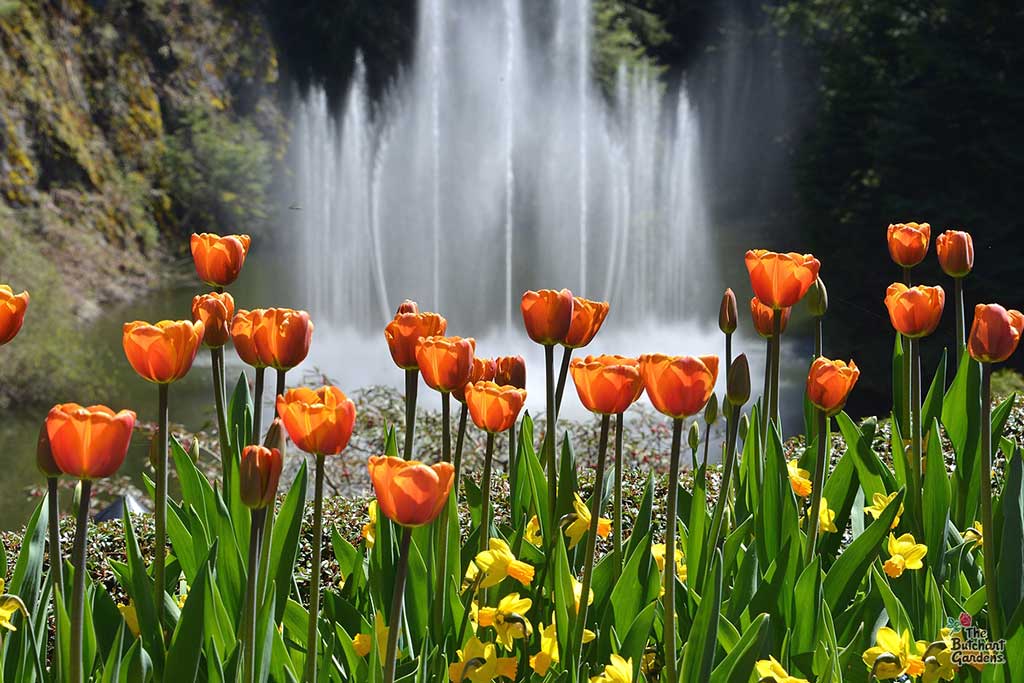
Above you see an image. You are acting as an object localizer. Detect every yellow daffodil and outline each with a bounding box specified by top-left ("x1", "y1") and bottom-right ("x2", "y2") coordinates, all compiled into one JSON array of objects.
[
  {"x1": 477, "y1": 593, "x2": 533, "y2": 650},
  {"x1": 818, "y1": 497, "x2": 838, "y2": 533},
  {"x1": 0, "y1": 580, "x2": 28, "y2": 634},
  {"x1": 883, "y1": 533, "x2": 927, "y2": 578},
  {"x1": 571, "y1": 576, "x2": 594, "y2": 615},
  {"x1": 117, "y1": 601, "x2": 140, "y2": 638},
  {"x1": 589, "y1": 654, "x2": 632, "y2": 683},
  {"x1": 865, "y1": 491, "x2": 903, "y2": 529},
  {"x1": 353, "y1": 632, "x2": 372, "y2": 657},
  {"x1": 525, "y1": 515, "x2": 543, "y2": 546},
  {"x1": 362, "y1": 500, "x2": 377, "y2": 549},
  {"x1": 755, "y1": 655, "x2": 810, "y2": 682},
  {"x1": 448, "y1": 636, "x2": 517, "y2": 682},
  {"x1": 862, "y1": 627, "x2": 926, "y2": 679},
  {"x1": 787, "y1": 460, "x2": 812, "y2": 498},
  {"x1": 920, "y1": 637, "x2": 956, "y2": 683},
  {"x1": 564, "y1": 493, "x2": 612, "y2": 549},
  {"x1": 474, "y1": 538, "x2": 535, "y2": 588},
  {"x1": 529, "y1": 622, "x2": 559, "y2": 675},
  {"x1": 963, "y1": 521, "x2": 982, "y2": 550},
  {"x1": 652, "y1": 544, "x2": 687, "y2": 596},
  {"x1": 640, "y1": 649, "x2": 659, "y2": 677},
  {"x1": 354, "y1": 612, "x2": 389, "y2": 659}
]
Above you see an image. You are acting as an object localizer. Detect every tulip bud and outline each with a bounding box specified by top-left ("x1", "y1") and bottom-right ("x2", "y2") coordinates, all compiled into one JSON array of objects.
[
  {"x1": 704, "y1": 393, "x2": 719, "y2": 425},
  {"x1": 719, "y1": 288, "x2": 738, "y2": 335},
  {"x1": 806, "y1": 277, "x2": 828, "y2": 318},
  {"x1": 36, "y1": 423, "x2": 62, "y2": 478},
  {"x1": 188, "y1": 438, "x2": 201, "y2": 464},
  {"x1": 239, "y1": 445, "x2": 283, "y2": 509},
  {"x1": 688, "y1": 421, "x2": 700, "y2": 451},
  {"x1": 738, "y1": 414, "x2": 749, "y2": 441},
  {"x1": 263, "y1": 417, "x2": 288, "y2": 456},
  {"x1": 396, "y1": 299, "x2": 419, "y2": 315},
  {"x1": 726, "y1": 354, "x2": 750, "y2": 406}
]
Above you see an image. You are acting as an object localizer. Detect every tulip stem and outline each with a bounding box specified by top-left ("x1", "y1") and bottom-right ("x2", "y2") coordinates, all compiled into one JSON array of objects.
[
  {"x1": 954, "y1": 277, "x2": 965, "y2": 371},
  {"x1": 508, "y1": 420, "x2": 517, "y2": 495},
  {"x1": 910, "y1": 337, "x2": 924, "y2": 539},
  {"x1": 257, "y1": 369, "x2": 286, "y2": 604},
  {"x1": 305, "y1": 454, "x2": 326, "y2": 683},
  {"x1": 480, "y1": 432, "x2": 496, "y2": 552},
  {"x1": 980, "y1": 364, "x2": 1003, "y2": 639},
  {"x1": 770, "y1": 310, "x2": 782, "y2": 436},
  {"x1": 211, "y1": 348, "x2": 231, "y2": 484},
  {"x1": 69, "y1": 479, "x2": 92, "y2": 683},
  {"x1": 253, "y1": 367, "x2": 265, "y2": 445},
  {"x1": 433, "y1": 392, "x2": 453, "y2": 636},
  {"x1": 47, "y1": 477, "x2": 63, "y2": 594},
  {"x1": 761, "y1": 337, "x2": 771, "y2": 442},
  {"x1": 454, "y1": 403, "x2": 469, "y2": 490},
  {"x1": 554, "y1": 346, "x2": 572, "y2": 417},
  {"x1": 663, "y1": 418, "x2": 683, "y2": 683},
  {"x1": 815, "y1": 317, "x2": 823, "y2": 359},
  {"x1": 155, "y1": 382, "x2": 169, "y2": 636},
  {"x1": 242, "y1": 507, "x2": 266, "y2": 683},
  {"x1": 903, "y1": 266, "x2": 912, "y2": 287},
  {"x1": 805, "y1": 409, "x2": 829, "y2": 564},
  {"x1": 383, "y1": 528, "x2": 413, "y2": 683},
  {"x1": 403, "y1": 369, "x2": 418, "y2": 460},
  {"x1": 573, "y1": 413, "x2": 609, "y2": 672},
  {"x1": 613, "y1": 412, "x2": 624, "y2": 580},
  {"x1": 545, "y1": 344, "x2": 557, "y2": 525},
  {"x1": 707, "y1": 405, "x2": 740, "y2": 559},
  {"x1": 725, "y1": 332, "x2": 732, "y2": 376},
  {"x1": 276, "y1": 368, "x2": 286, "y2": 402}
]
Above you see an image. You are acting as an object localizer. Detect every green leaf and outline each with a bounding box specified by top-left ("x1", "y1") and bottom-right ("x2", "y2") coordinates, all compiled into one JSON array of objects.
[
  {"x1": 269, "y1": 460, "x2": 308, "y2": 622},
  {"x1": 709, "y1": 612, "x2": 769, "y2": 683},
  {"x1": 824, "y1": 489, "x2": 904, "y2": 611},
  {"x1": 790, "y1": 557, "x2": 821, "y2": 655},
  {"x1": 681, "y1": 548, "x2": 722, "y2": 683},
  {"x1": 120, "y1": 505, "x2": 164, "y2": 673},
  {"x1": 893, "y1": 335, "x2": 907, "y2": 434},
  {"x1": 942, "y1": 352, "x2": 981, "y2": 525},
  {"x1": 618, "y1": 601, "x2": 658, "y2": 682},
  {"x1": 165, "y1": 542, "x2": 216, "y2": 681},
  {"x1": 923, "y1": 418, "x2": 951, "y2": 580},
  {"x1": 921, "y1": 349, "x2": 947, "y2": 441},
  {"x1": 835, "y1": 411, "x2": 897, "y2": 500},
  {"x1": 687, "y1": 465, "x2": 708, "y2": 590},
  {"x1": 998, "y1": 444, "x2": 1024, "y2": 619}
]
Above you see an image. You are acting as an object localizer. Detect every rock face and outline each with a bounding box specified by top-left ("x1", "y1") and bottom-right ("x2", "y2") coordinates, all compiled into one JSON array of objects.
[{"x1": 0, "y1": 0, "x2": 285, "y2": 405}]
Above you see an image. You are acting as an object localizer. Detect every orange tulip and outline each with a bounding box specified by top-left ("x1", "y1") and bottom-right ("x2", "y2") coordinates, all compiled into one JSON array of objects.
[
  {"x1": 464, "y1": 381, "x2": 528, "y2": 433},
  {"x1": 277, "y1": 386, "x2": 357, "y2": 455},
  {"x1": 415, "y1": 336, "x2": 476, "y2": 393},
  {"x1": 884, "y1": 284, "x2": 945, "y2": 338},
  {"x1": 231, "y1": 308, "x2": 314, "y2": 370},
  {"x1": 521, "y1": 289, "x2": 574, "y2": 345},
  {"x1": 569, "y1": 355, "x2": 643, "y2": 415},
  {"x1": 563, "y1": 297, "x2": 609, "y2": 348},
  {"x1": 744, "y1": 250, "x2": 821, "y2": 309},
  {"x1": 45, "y1": 403, "x2": 137, "y2": 479},
  {"x1": 123, "y1": 319, "x2": 205, "y2": 383},
  {"x1": 190, "y1": 233, "x2": 251, "y2": 287},
  {"x1": 749, "y1": 297, "x2": 791, "y2": 338},
  {"x1": 494, "y1": 355, "x2": 527, "y2": 389},
  {"x1": 384, "y1": 304, "x2": 448, "y2": 370},
  {"x1": 452, "y1": 356, "x2": 497, "y2": 403},
  {"x1": 886, "y1": 222, "x2": 930, "y2": 268},
  {"x1": 191, "y1": 292, "x2": 235, "y2": 348},
  {"x1": 936, "y1": 230, "x2": 974, "y2": 278},
  {"x1": 0, "y1": 285, "x2": 29, "y2": 345},
  {"x1": 368, "y1": 455, "x2": 454, "y2": 527},
  {"x1": 968, "y1": 304, "x2": 1024, "y2": 363},
  {"x1": 639, "y1": 354, "x2": 719, "y2": 419},
  {"x1": 239, "y1": 444, "x2": 283, "y2": 509},
  {"x1": 806, "y1": 357, "x2": 860, "y2": 416}
]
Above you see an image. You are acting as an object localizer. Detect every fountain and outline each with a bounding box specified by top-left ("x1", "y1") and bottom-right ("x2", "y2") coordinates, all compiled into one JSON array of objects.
[{"x1": 291, "y1": 0, "x2": 713, "y2": 333}]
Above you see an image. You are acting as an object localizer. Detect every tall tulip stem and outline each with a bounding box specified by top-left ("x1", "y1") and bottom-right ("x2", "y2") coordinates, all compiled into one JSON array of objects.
[
  {"x1": 454, "y1": 403, "x2": 469, "y2": 488},
  {"x1": 433, "y1": 392, "x2": 454, "y2": 635},
  {"x1": 257, "y1": 369, "x2": 287, "y2": 602},
  {"x1": 910, "y1": 338, "x2": 924, "y2": 538},
  {"x1": 211, "y1": 347, "x2": 231, "y2": 480},
  {"x1": 242, "y1": 507, "x2": 266, "y2": 683},
  {"x1": 480, "y1": 432, "x2": 496, "y2": 552},
  {"x1": 253, "y1": 367, "x2": 265, "y2": 445},
  {"x1": 47, "y1": 477, "x2": 63, "y2": 593},
  {"x1": 761, "y1": 337, "x2": 772, "y2": 441},
  {"x1": 707, "y1": 405, "x2": 740, "y2": 557},
  {"x1": 725, "y1": 332, "x2": 732, "y2": 374},
  {"x1": 663, "y1": 417, "x2": 683, "y2": 683},
  {"x1": 770, "y1": 310, "x2": 782, "y2": 434},
  {"x1": 305, "y1": 454, "x2": 327, "y2": 683},
  {"x1": 980, "y1": 364, "x2": 1003, "y2": 638},
  {"x1": 573, "y1": 413, "x2": 610, "y2": 671},
  {"x1": 155, "y1": 382, "x2": 169, "y2": 633},
  {"x1": 383, "y1": 528, "x2": 413, "y2": 683},
  {"x1": 815, "y1": 317, "x2": 823, "y2": 358},
  {"x1": 69, "y1": 479, "x2": 92, "y2": 683},
  {"x1": 545, "y1": 344, "x2": 557, "y2": 524},
  {"x1": 954, "y1": 277, "x2": 965, "y2": 370},
  {"x1": 805, "y1": 409, "x2": 829, "y2": 563},
  {"x1": 613, "y1": 412, "x2": 624, "y2": 580},
  {"x1": 554, "y1": 346, "x2": 572, "y2": 416},
  {"x1": 403, "y1": 369, "x2": 419, "y2": 460}
]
